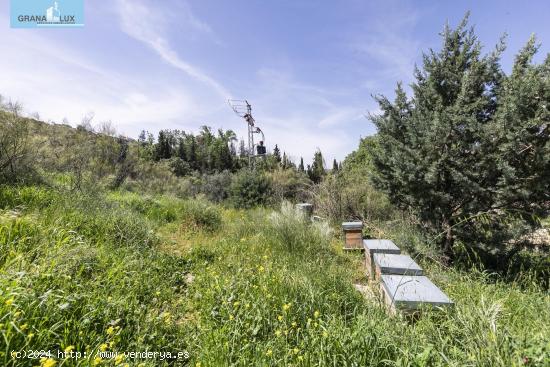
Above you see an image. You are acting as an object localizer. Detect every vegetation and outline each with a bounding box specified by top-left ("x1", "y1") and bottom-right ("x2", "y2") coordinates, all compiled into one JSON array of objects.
[
  {"x1": 371, "y1": 16, "x2": 549, "y2": 264},
  {"x1": 0, "y1": 14, "x2": 549, "y2": 367},
  {"x1": 1, "y1": 187, "x2": 549, "y2": 366}
]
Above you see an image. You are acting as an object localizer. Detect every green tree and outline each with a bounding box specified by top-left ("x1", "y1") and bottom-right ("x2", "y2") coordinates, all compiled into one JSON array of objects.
[
  {"x1": 273, "y1": 144, "x2": 281, "y2": 163},
  {"x1": 370, "y1": 16, "x2": 549, "y2": 261},
  {"x1": 230, "y1": 169, "x2": 272, "y2": 208},
  {"x1": 308, "y1": 150, "x2": 326, "y2": 184},
  {"x1": 298, "y1": 157, "x2": 305, "y2": 172}
]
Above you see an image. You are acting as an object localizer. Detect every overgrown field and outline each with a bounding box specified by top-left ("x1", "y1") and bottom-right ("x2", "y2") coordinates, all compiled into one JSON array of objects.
[{"x1": 0, "y1": 185, "x2": 548, "y2": 366}]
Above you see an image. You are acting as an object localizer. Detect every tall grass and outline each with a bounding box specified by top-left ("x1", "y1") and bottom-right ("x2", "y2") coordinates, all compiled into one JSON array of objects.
[{"x1": 0, "y1": 186, "x2": 548, "y2": 366}]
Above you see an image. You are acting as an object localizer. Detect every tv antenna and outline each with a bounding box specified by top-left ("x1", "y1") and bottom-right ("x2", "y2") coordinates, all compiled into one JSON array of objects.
[{"x1": 228, "y1": 99, "x2": 266, "y2": 167}]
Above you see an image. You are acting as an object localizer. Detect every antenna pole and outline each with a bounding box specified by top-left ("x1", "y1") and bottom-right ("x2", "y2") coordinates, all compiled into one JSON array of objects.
[{"x1": 228, "y1": 99, "x2": 265, "y2": 170}]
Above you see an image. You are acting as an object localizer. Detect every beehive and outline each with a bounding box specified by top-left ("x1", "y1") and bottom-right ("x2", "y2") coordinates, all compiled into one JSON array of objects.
[
  {"x1": 342, "y1": 221, "x2": 363, "y2": 250},
  {"x1": 373, "y1": 253, "x2": 423, "y2": 280},
  {"x1": 380, "y1": 275, "x2": 453, "y2": 314},
  {"x1": 296, "y1": 203, "x2": 313, "y2": 217},
  {"x1": 363, "y1": 239, "x2": 401, "y2": 277}
]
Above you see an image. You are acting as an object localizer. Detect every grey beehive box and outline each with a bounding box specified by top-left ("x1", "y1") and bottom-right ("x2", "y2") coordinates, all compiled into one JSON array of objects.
[
  {"x1": 296, "y1": 203, "x2": 313, "y2": 216},
  {"x1": 373, "y1": 253, "x2": 423, "y2": 279},
  {"x1": 342, "y1": 221, "x2": 363, "y2": 250},
  {"x1": 380, "y1": 274, "x2": 453, "y2": 313},
  {"x1": 363, "y1": 239, "x2": 401, "y2": 277}
]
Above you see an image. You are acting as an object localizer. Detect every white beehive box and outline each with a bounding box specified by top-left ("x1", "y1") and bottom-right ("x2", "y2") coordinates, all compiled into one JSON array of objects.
[
  {"x1": 363, "y1": 239, "x2": 401, "y2": 277},
  {"x1": 373, "y1": 253, "x2": 423, "y2": 279}
]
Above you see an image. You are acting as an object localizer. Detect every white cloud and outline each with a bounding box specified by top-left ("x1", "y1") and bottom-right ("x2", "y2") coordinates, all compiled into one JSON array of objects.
[
  {"x1": 0, "y1": 31, "x2": 199, "y2": 136},
  {"x1": 114, "y1": 0, "x2": 230, "y2": 99}
]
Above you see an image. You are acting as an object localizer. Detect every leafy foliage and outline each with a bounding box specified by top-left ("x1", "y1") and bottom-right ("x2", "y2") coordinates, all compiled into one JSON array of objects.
[
  {"x1": 230, "y1": 170, "x2": 273, "y2": 208},
  {"x1": 370, "y1": 16, "x2": 549, "y2": 261}
]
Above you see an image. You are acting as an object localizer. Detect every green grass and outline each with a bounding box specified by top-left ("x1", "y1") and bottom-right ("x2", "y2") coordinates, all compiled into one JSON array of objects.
[{"x1": 0, "y1": 186, "x2": 548, "y2": 366}]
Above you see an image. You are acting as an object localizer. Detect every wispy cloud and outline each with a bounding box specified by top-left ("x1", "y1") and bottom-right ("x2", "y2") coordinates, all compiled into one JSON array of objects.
[
  {"x1": 350, "y1": 2, "x2": 422, "y2": 87},
  {"x1": 114, "y1": 0, "x2": 230, "y2": 99}
]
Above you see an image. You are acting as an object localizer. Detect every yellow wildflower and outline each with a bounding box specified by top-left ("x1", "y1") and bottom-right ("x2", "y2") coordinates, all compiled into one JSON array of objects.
[
  {"x1": 245, "y1": 303, "x2": 250, "y2": 309},
  {"x1": 20, "y1": 324, "x2": 28, "y2": 331},
  {"x1": 277, "y1": 315, "x2": 283, "y2": 321},
  {"x1": 99, "y1": 343, "x2": 108, "y2": 351},
  {"x1": 258, "y1": 266, "x2": 265, "y2": 272},
  {"x1": 293, "y1": 348, "x2": 299, "y2": 355},
  {"x1": 14, "y1": 311, "x2": 21, "y2": 317},
  {"x1": 298, "y1": 355, "x2": 304, "y2": 361},
  {"x1": 64, "y1": 345, "x2": 75, "y2": 353},
  {"x1": 233, "y1": 301, "x2": 240, "y2": 307},
  {"x1": 92, "y1": 356, "x2": 102, "y2": 366},
  {"x1": 275, "y1": 330, "x2": 282, "y2": 337},
  {"x1": 262, "y1": 255, "x2": 268, "y2": 260},
  {"x1": 5, "y1": 298, "x2": 14, "y2": 306},
  {"x1": 282, "y1": 303, "x2": 291, "y2": 311},
  {"x1": 196, "y1": 363, "x2": 202, "y2": 367},
  {"x1": 291, "y1": 321, "x2": 297, "y2": 327},
  {"x1": 323, "y1": 330, "x2": 329, "y2": 337},
  {"x1": 114, "y1": 354, "x2": 125, "y2": 365},
  {"x1": 266, "y1": 349, "x2": 273, "y2": 357},
  {"x1": 314, "y1": 310, "x2": 320, "y2": 318},
  {"x1": 27, "y1": 333, "x2": 35, "y2": 339},
  {"x1": 229, "y1": 315, "x2": 234, "y2": 321},
  {"x1": 40, "y1": 358, "x2": 57, "y2": 367},
  {"x1": 106, "y1": 326, "x2": 115, "y2": 335}
]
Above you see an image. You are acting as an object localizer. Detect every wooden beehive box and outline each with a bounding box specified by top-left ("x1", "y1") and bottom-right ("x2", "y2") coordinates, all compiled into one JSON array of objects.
[
  {"x1": 373, "y1": 253, "x2": 423, "y2": 280},
  {"x1": 342, "y1": 221, "x2": 363, "y2": 250},
  {"x1": 363, "y1": 239, "x2": 401, "y2": 277}
]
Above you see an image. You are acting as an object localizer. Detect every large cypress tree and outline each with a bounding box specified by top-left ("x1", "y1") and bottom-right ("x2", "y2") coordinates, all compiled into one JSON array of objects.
[{"x1": 370, "y1": 15, "x2": 550, "y2": 260}]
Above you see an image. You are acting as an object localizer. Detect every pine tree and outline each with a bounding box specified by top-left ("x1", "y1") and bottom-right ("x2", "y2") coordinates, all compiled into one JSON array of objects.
[
  {"x1": 177, "y1": 138, "x2": 186, "y2": 161},
  {"x1": 370, "y1": 15, "x2": 550, "y2": 260},
  {"x1": 298, "y1": 157, "x2": 305, "y2": 172},
  {"x1": 308, "y1": 150, "x2": 325, "y2": 183},
  {"x1": 273, "y1": 144, "x2": 281, "y2": 163},
  {"x1": 155, "y1": 130, "x2": 172, "y2": 160},
  {"x1": 332, "y1": 159, "x2": 339, "y2": 172}
]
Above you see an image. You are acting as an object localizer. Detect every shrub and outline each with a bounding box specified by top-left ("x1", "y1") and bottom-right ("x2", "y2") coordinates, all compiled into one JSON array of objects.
[
  {"x1": 180, "y1": 198, "x2": 222, "y2": 232},
  {"x1": 267, "y1": 169, "x2": 310, "y2": 203},
  {"x1": 229, "y1": 170, "x2": 272, "y2": 208},
  {"x1": 200, "y1": 171, "x2": 232, "y2": 203}
]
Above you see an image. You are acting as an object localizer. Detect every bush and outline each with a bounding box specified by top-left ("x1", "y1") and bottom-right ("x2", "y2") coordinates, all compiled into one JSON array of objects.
[
  {"x1": 229, "y1": 170, "x2": 272, "y2": 208},
  {"x1": 312, "y1": 173, "x2": 392, "y2": 224},
  {"x1": 180, "y1": 198, "x2": 222, "y2": 232},
  {"x1": 200, "y1": 171, "x2": 232, "y2": 203},
  {"x1": 267, "y1": 169, "x2": 310, "y2": 203}
]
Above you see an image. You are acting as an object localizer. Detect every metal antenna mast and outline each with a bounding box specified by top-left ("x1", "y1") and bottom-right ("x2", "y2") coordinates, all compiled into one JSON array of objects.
[{"x1": 228, "y1": 99, "x2": 266, "y2": 167}]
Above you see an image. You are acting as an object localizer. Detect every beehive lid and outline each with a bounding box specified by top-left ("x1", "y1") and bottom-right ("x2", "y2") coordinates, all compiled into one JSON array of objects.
[
  {"x1": 342, "y1": 221, "x2": 363, "y2": 230},
  {"x1": 373, "y1": 253, "x2": 423, "y2": 276},
  {"x1": 363, "y1": 239, "x2": 400, "y2": 253},
  {"x1": 380, "y1": 275, "x2": 453, "y2": 309}
]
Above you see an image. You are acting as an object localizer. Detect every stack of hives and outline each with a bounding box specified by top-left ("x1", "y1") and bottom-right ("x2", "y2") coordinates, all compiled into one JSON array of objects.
[{"x1": 342, "y1": 222, "x2": 453, "y2": 315}]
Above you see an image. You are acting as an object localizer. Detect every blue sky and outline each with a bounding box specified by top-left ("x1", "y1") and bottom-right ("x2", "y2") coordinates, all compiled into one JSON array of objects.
[{"x1": 1, "y1": 0, "x2": 550, "y2": 164}]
